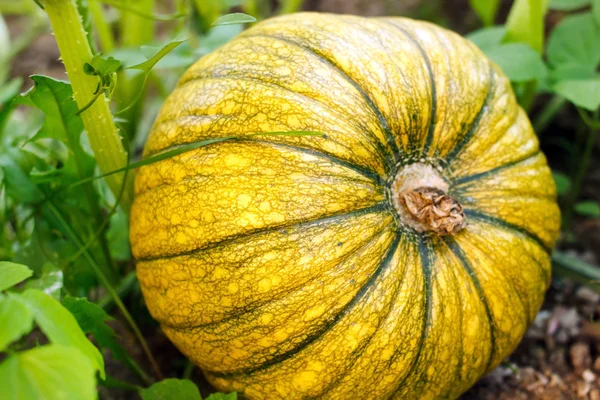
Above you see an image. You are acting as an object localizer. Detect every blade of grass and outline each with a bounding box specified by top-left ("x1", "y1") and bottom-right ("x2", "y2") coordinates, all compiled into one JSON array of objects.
[
  {"x1": 69, "y1": 131, "x2": 323, "y2": 189},
  {"x1": 88, "y1": 0, "x2": 115, "y2": 52},
  {"x1": 553, "y1": 250, "x2": 600, "y2": 282}
]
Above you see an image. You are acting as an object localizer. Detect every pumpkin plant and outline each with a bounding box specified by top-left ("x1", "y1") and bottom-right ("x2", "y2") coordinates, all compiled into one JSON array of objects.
[{"x1": 130, "y1": 13, "x2": 560, "y2": 399}]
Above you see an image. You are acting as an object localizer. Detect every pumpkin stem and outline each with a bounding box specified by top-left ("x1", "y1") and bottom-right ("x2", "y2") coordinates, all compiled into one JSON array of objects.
[{"x1": 391, "y1": 163, "x2": 466, "y2": 235}]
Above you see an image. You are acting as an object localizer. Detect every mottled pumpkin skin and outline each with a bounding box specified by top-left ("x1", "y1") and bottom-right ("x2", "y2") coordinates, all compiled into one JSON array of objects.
[{"x1": 130, "y1": 13, "x2": 560, "y2": 399}]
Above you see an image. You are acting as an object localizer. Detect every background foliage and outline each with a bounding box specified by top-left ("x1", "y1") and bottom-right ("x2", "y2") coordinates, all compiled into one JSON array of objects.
[{"x1": 0, "y1": 0, "x2": 599, "y2": 399}]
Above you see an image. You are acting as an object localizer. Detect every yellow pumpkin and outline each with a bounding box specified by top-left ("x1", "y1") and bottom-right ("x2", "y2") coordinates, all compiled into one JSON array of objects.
[{"x1": 130, "y1": 12, "x2": 560, "y2": 399}]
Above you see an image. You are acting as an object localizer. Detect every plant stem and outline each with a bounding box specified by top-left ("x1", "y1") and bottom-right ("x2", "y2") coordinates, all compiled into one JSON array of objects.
[
  {"x1": 98, "y1": 271, "x2": 138, "y2": 310},
  {"x1": 182, "y1": 359, "x2": 195, "y2": 379},
  {"x1": 46, "y1": 200, "x2": 162, "y2": 380},
  {"x1": 88, "y1": 0, "x2": 115, "y2": 52},
  {"x1": 279, "y1": 0, "x2": 304, "y2": 14},
  {"x1": 43, "y1": 0, "x2": 133, "y2": 212},
  {"x1": 533, "y1": 95, "x2": 566, "y2": 134}
]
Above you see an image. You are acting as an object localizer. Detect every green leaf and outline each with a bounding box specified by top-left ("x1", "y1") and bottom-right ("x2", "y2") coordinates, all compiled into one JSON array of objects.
[
  {"x1": 469, "y1": 0, "x2": 500, "y2": 26},
  {"x1": 16, "y1": 75, "x2": 84, "y2": 145},
  {"x1": 486, "y1": 43, "x2": 548, "y2": 82},
  {"x1": 107, "y1": 209, "x2": 131, "y2": 261},
  {"x1": 504, "y1": 0, "x2": 549, "y2": 53},
  {"x1": 547, "y1": 13, "x2": 600, "y2": 70},
  {"x1": 24, "y1": 262, "x2": 63, "y2": 300},
  {"x1": 552, "y1": 171, "x2": 571, "y2": 195},
  {"x1": 552, "y1": 78, "x2": 600, "y2": 111},
  {"x1": 467, "y1": 26, "x2": 506, "y2": 51},
  {"x1": 549, "y1": 64, "x2": 598, "y2": 82},
  {"x1": 76, "y1": 0, "x2": 96, "y2": 53},
  {"x1": 127, "y1": 40, "x2": 187, "y2": 72},
  {"x1": 20, "y1": 289, "x2": 105, "y2": 378},
  {"x1": 0, "y1": 344, "x2": 97, "y2": 400},
  {"x1": 0, "y1": 262, "x2": 33, "y2": 291},
  {"x1": 212, "y1": 12, "x2": 256, "y2": 26},
  {"x1": 0, "y1": 154, "x2": 44, "y2": 204},
  {"x1": 575, "y1": 200, "x2": 600, "y2": 217},
  {"x1": 0, "y1": 294, "x2": 34, "y2": 350},
  {"x1": 84, "y1": 54, "x2": 122, "y2": 78},
  {"x1": 593, "y1": 0, "x2": 600, "y2": 25},
  {"x1": 0, "y1": 79, "x2": 23, "y2": 106},
  {"x1": 198, "y1": 24, "x2": 244, "y2": 56},
  {"x1": 206, "y1": 393, "x2": 237, "y2": 400},
  {"x1": 62, "y1": 296, "x2": 130, "y2": 367},
  {"x1": 117, "y1": 40, "x2": 186, "y2": 113},
  {"x1": 549, "y1": 0, "x2": 590, "y2": 10},
  {"x1": 140, "y1": 378, "x2": 202, "y2": 400}
]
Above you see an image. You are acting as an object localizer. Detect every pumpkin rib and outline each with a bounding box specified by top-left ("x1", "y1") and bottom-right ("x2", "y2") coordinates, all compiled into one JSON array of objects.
[
  {"x1": 385, "y1": 237, "x2": 433, "y2": 399},
  {"x1": 173, "y1": 73, "x2": 391, "y2": 172},
  {"x1": 442, "y1": 237, "x2": 497, "y2": 374},
  {"x1": 458, "y1": 233, "x2": 531, "y2": 329},
  {"x1": 451, "y1": 150, "x2": 541, "y2": 186},
  {"x1": 241, "y1": 139, "x2": 383, "y2": 184},
  {"x1": 382, "y1": 21, "x2": 437, "y2": 156},
  {"x1": 205, "y1": 232, "x2": 402, "y2": 379},
  {"x1": 444, "y1": 63, "x2": 495, "y2": 163},
  {"x1": 245, "y1": 33, "x2": 401, "y2": 169},
  {"x1": 313, "y1": 237, "x2": 413, "y2": 398},
  {"x1": 139, "y1": 138, "x2": 383, "y2": 194},
  {"x1": 463, "y1": 209, "x2": 552, "y2": 254},
  {"x1": 136, "y1": 201, "x2": 388, "y2": 262},
  {"x1": 159, "y1": 222, "x2": 392, "y2": 331}
]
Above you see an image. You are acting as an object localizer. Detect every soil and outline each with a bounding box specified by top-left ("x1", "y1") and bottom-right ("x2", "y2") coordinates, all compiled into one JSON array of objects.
[{"x1": 7, "y1": 0, "x2": 600, "y2": 398}]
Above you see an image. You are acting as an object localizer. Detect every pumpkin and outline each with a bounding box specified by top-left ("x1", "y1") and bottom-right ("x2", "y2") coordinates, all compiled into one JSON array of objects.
[{"x1": 130, "y1": 12, "x2": 560, "y2": 399}]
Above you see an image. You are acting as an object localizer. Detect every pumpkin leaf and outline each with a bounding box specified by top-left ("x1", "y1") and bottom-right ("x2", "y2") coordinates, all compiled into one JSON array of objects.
[
  {"x1": 504, "y1": 0, "x2": 548, "y2": 53},
  {"x1": 549, "y1": 0, "x2": 590, "y2": 9},
  {"x1": 552, "y1": 78, "x2": 600, "y2": 111},
  {"x1": 486, "y1": 43, "x2": 548, "y2": 81},
  {"x1": 574, "y1": 200, "x2": 600, "y2": 217},
  {"x1": 212, "y1": 13, "x2": 256, "y2": 26},
  {"x1": 0, "y1": 294, "x2": 34, "y2": 351},
  {"x1": 15, "y1": 76, "x2": 84, "y2": 145},
  {"x1": 547, "y1": 13, "x2": 600, "y2": 71},
  {"x1": 467, "y1": 26, "x2": 506, "y2": 51},
  {"x1": 20, "y1": 289, "x2": 105, "y2": 379},
  {"x1": 552, "y1": 171, "x2": 571, "y2": 195},
  {"x1": 24, "y1": 262, "x2": 63, "y2": 300},
  {"x1": 469, "y1": 0, "x2": 500, "y2": 26},
  {"x1": 62, "y1": 296, "x2": 130, "y2": 369},
  {"x1": 140, "y1": 378, "x2": 202, "y2": 400},
  {"x1": 0, "y1": 262, "x2": 33, "y2": 291},
  {"x1": 0, "y1": 344, "x2": 97, "y2": 400}
]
